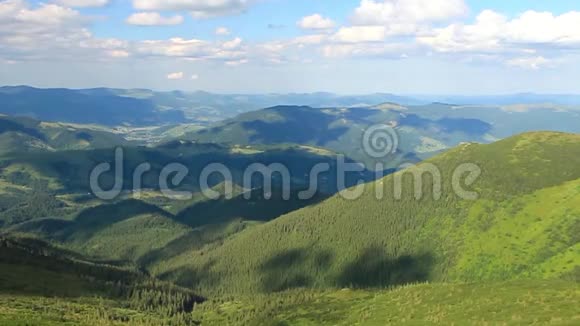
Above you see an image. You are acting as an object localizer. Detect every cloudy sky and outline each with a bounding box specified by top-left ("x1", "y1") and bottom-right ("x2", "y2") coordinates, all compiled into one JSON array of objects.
[{"x1": 1, "y1": 0, "x2": 580, "y2": 94}]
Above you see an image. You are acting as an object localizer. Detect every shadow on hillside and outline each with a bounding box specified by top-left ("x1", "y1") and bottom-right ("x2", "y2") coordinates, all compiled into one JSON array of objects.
[
  {"x1": 258, "y1": 246, "x2": 433, "y2": 293},
  {"x1": 59, "y1": 199, "x2": 170, "y2": 242},
  {"x1": 337, "y1": 246, "x2": 434, "y2": 288},
  {"x1": 175, "y1": 189, "x2": 327, "y2": 228},
  {"x1": 137, "y1": 230, "x2": 208, "y2": 267},
  {"x1": 259, "y1": 248, "x2": 335, "y2": 293},
  {"x1": 259, "y1": 248, "x2": 312, "y2": 292},
  {"x1": 400, "y1": 113, "x2": 492, "y2": 136},
  {"x1": 239, "y1": 106, "x2": 369, "y2": 145},
  {"x1": 157, "y1": 259, "x2": 221, "y2": 290}
]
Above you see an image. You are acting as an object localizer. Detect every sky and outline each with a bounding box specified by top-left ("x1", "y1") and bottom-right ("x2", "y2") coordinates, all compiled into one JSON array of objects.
[{"x1": 1, "y1": 0, "x2": 580, "y2": 94}]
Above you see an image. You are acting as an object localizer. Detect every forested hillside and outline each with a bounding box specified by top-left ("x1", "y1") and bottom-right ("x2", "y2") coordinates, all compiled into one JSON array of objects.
[{"x1": 151, "y1": 132, "x2": 580, "y2": 295}]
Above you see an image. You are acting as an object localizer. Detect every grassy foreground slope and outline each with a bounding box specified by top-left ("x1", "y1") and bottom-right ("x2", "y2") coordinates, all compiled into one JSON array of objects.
[
  {"x1": 194, "y1": 280, "x2": 580, "y2": 325},
  {"x1": 155, "y1": 132, "x2": 580, "y2": 295},
  {"x1": 0, "y1": 236, "x2": 204, "y2": 325}
]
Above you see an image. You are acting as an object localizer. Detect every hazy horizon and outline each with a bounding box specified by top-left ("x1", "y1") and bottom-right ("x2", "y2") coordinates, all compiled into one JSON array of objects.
[{"x1": 3, "y1": 84, "x2": 580, "y2": 98}]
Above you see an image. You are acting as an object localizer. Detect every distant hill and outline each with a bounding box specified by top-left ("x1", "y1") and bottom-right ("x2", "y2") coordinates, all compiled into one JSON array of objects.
[
  {"x1": 0, "y1": 86, "x2": 188, "y2": 126},
  {"x1": 182, "y1": 103, "x2": 580, "y2": 168},
  {"x1": 0, "y1": 114, "x2": 131, "y2": 153},
  {"x1": 4, "y1": 86, "x2": 580, "y2": 129},
  {"x1": 424, "y1": 93, "x2": 580, "y2": 106},
  {"x1": 0, "y1": 86, "x2": 422, "y2": 127},
  {"x1": 153, "y1": 132, "x2": 580, "y2": 295}
]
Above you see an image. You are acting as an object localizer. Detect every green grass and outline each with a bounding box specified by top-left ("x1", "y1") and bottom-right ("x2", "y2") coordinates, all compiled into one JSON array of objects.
[
  {"x1": 193, "y1": 280, "x2": 580, "y2": 325},
  {"x1": 1, "y1": 280, "x2": 577, "y2": 325}
]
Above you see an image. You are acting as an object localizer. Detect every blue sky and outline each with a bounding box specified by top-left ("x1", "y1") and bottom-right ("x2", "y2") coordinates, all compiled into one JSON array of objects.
[
  {"x1": 2, "y1": 0, "x2": 580, "y2": 94},
  {"x1": 77, "y1": 0, "x2": 580, "y2": 41}
]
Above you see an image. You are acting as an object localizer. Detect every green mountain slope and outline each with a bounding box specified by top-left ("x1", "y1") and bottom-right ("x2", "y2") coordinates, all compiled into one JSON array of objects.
[
  {"x1": 0, "y1": 115, "x2": 131, "y2": 153},
  {"x1": 153, "y1": 132, "x2": 580, "y2": 295}
]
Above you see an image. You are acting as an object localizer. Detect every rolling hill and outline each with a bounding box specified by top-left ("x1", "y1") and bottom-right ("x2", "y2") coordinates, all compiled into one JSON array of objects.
[
  {"x1": 0, "y1": 141, "x2": 371, "y2": 197},
  {"x1": 183, "y1": 104, "x2": 580, "y2": 168},
  {"x1": 0, "y1": 114, "x2": 132, "y2": 154},
  {"x1": 151, "y1": 132, "x2": 580, "y2": 296}
]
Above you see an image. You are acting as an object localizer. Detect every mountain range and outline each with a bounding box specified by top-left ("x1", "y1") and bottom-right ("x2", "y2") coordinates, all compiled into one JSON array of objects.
[{"x1": 183, "y1": 103, "x2": 580, "y2": 168}]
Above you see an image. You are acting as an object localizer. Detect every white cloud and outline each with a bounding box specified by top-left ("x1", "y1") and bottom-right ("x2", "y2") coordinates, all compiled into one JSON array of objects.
[
  {"x1": 222, "y1": 37, "x2": 243, "y2": 50},
  {"x1": 322, "y1": 42, "x2": 412, "y2": 58},
  {"x1": 351, "y1": 0, "x2": 468, "y2": 35},
  {"x1": 225, "y1": 58, "x2": 248, "y2": 66},
  {"x1": 108, "y1": 50, "x2": 130, "y2": 58},
  {"x1": 191, "y1": 74, "x2": 199, "y2": 80},
  {"x1": 333, "y1": 26, "x2": 387, "y2": 43},
  {"x1": 215, "y1": 27, "x2": 230, "y2": 35},
  {"x1": 54, "y1": 0, "x2": 109, "y2": 7},
  {"x1": 506, "y1": 56, "x2": 551, "y2": 70},
  {"x1": 297, "y1": 14, "x2": 335, "y2": 30},
  {"x1": 135, "y1": 37, "x2": 247, "y2": 64},
  {"x1": 304, "y1": 0, "x2": 468, "y2": 60},
  {"x1": 417, "y1": 10, "x2": 506, "y2": 53},
  {"x1": 126, "y1": 12, "x2": 184, "y2": 26},
  {"x1": 2, "y1": 0, "x2": 84, "y2": 26},
  {"x1": 505, "y1": 10, "x2": 580, "y2": 45},
  {"x1": 419, "y1": 10, "x2": 580, "y2": 54},
  {"x1": 167, "y1": 71, "x2": 184, "y2": 79},
  {"x1": 0, "y1": 0, "x2": 115, "y2": 60},
  {"x1": 293, "y1": 34, "x2": 327, "y2": 45},
  {"x1": 132, "y1": 0, "x2": 255, "y2": 19},
  {"x1": 4, "y1": 0, "x2": 579, "y2": 72}
]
